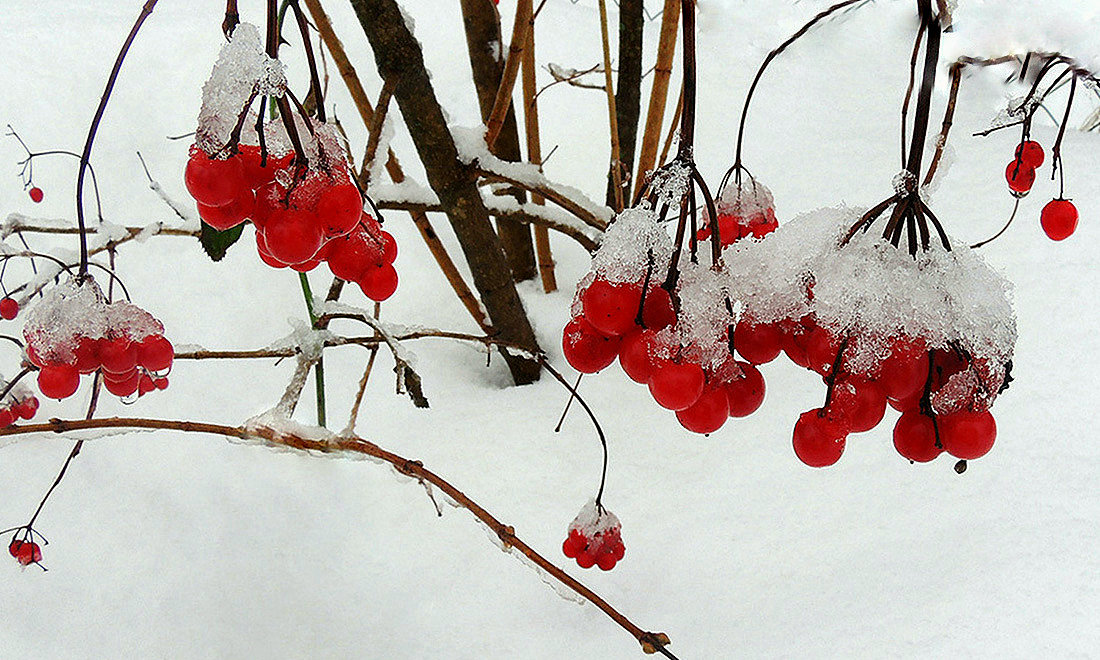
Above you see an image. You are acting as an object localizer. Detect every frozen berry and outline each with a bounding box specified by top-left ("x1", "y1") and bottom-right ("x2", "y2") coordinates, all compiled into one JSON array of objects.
[
  {"x1": 648, "y1": 360, "x2": 705, "y2": 411},
  {"x1": 38, "y1": 364, "x2": 80, "y2": 400},
  {"x1": 562, "y1": 317, "x2": 620, "y2": 374},
  {"x1": 582, "y1": 280, "x2": 641, "y2": 337}
]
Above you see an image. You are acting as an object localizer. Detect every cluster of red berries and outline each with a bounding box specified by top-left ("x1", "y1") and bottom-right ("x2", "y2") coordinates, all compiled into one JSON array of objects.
[
  {"x1": 9, "y1": 538, "x2": 42, "y2": 568},
  {"x1": 756, "y1": 317, "x2": 1005, "y2": 467},
  {"x1": 0, "y1": 297, "x2": 19, "y2": 320},
  {"x1": 561, "y1": 503, "x2": 625, "y2": 571},
  {"x1": 696, "y1": 181, "x2": 779, "y2": 247},
  {"x1": 184, "y1": 142, "x2": 399, "y2": 301},
  {"x1": 24, "y1": 280, "x2": 173, "y2": 401},
  {"x1": 0, "y1": 394, "x2": 38, "y2": 428},
  {"x1": 1004, "y1": 140, "x2": 1080, "y2": 241}
]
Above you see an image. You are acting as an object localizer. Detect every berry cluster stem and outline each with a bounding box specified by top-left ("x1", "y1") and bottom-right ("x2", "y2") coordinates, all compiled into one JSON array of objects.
[
  {"x1": 75, "y1": 0, "x2": 160, "y2": 278},
  {"x1": 298, "y1": 272, "x2": 327, "y2": 427}
]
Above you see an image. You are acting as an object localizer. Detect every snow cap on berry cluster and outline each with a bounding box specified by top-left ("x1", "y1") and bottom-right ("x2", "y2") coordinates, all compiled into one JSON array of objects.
[
  {"x1": 197, "y1": 23, "x2": 287, "y2": 154},
  {"x1": 591, "y1": 207, "x2": 674, "y2": 284},
  {"x1": 717, "y1": 176, "x2": 775, "y2": 219},
  {"x1": 568, "y1": 500, "x2": 621, "y2": 537},
  {"x1": 24, "y1": 278, "x2": 110, "y2": 361},
  {"x1": 676, "y1": 261, "x2": 736, "y2": 372},
  {"x1": 727, "y1": 206, "x2": 1017, "y2": 378},
  {"x1": 647, "y1": 161, "x2": 692, "y2": 209},
  {"x1": 106, "y1": 301, "x2": 165, "y2": 342}
]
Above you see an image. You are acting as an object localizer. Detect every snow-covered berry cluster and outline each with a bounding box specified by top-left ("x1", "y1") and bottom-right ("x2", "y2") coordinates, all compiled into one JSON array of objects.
[
  {"x1": 696, "y1": 176, "x2": 778, "y2": 246},
  {"x1": 561, "y1": 501, "x2": 625, "y2": 571},
  {"x1": 24, "y1": 279, "x2": 173, "y2": 401}
]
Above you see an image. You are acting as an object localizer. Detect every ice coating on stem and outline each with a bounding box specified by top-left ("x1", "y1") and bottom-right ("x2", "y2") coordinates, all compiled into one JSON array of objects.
[{"x1": 197, "y1": 23, "x2": 287, "y2": 155}]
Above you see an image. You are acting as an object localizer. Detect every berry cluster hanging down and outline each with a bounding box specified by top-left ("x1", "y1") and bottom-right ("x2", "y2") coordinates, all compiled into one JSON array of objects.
[
  {"x1": 561, "y1": 501, "x2": 625, "y2": 571},
  {"x1": 24, "y1": 278, "x2": 173, "y2": 401}
]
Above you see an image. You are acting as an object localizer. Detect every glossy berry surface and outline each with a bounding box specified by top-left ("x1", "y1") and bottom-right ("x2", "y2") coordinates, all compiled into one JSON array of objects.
[
  {"x1": 1015, "y1": 141, "x2": 1045, "y2": 168},
  {"x1": 1005, "y1": 161, "x2": 1036, "y2": 196},
  {"x1": 939, "y1": 410, "x2": 996, "y2": 460},
  {"x1": 893, "y1": 411, "x2": 942, "y2": 463},
  {"x1": 792, "y1": 409, "x2": 847, "y2": 467},
  {"x1": 1040, "y1": 199, "x2": 1078, "y2": 241}
]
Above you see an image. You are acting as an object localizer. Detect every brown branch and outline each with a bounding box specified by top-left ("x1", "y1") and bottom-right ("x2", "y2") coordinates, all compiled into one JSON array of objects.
[
  {"x1": 611, "y1": 0, "x2": 644, "y2": 208},
  {"x1": 0, "y1": 416, "x2": 676, "y2": 656},
  {"x1": 484, "y1": 0, "x2": 534, "y2": 150},
  {"x1": 597, "y1": 0, "x2": 624, "y2": 212},
  {"x1": 657, "y1": 84, "x2": 684, "y2": 168},
  {"x1": 633, "y1": 0, "x2": 679, "y2": 202},
  {"x1": 521, "y1": 24, "x2": 557, "y2": 292},
  {"x1": 473, "y1": 167, "x2": 609, "y2": 231},
  {"x1": 361, "y1": 78, "x2": 396, "y2": 184},
  {"x1": 923, "y1": 61, "x2": 962, "y2": 187}
]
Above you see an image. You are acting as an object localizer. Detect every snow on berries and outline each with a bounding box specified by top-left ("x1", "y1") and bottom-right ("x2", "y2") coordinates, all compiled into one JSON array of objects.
[
  {"x1": 724, "y1": 205, "x2": 1016, "y2": 466},
  {"x1": 697, "y1": 174, "x2": 778, "y2": 246},
  {"x1": 561, "y1": 501, "x2": 625, "y2": 571},
  {"x1": 23, "y1": 278, "x2": 173, "y2": 401},
  {"x1": 185, "y1": 22, "x2": 398, "y2": 302},
  {"x1": 0, "y1": 374, "x2": 38, "y2": 427}
]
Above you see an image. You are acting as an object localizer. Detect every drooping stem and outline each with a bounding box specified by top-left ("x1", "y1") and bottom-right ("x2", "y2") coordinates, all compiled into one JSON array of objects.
[
  {"x1": 75, "y1": 0, "x2": 160, "y2": 277},
  {"x1": 676, "y1": 0, "x2": 696, "y2": 158},
  {"x1": 288, "y1": 0, "x2": 326, "y2": 122},
  {"x1": 733, "y1": 0, "x2": 866, "y2": 170},
  {"x1": 904, "y1": 2, "x2": 941, "y2": 179},
  {"x1": 632, "y1": 0, "x2": 679, "y2": 202},
  {"x1": 298, "y1": 272, "x2": 326, "y2": 427}
]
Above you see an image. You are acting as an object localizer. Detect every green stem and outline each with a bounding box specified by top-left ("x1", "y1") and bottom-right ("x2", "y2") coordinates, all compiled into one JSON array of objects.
[{"x1": 298, "y1": 271, "x2": 327, "y2": 427}]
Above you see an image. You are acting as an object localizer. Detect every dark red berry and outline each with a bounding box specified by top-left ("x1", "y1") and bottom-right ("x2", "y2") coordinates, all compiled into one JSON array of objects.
[
  {"x1": 28, "y1": 187, "x2": 44, "y2": 203},
  {"x1": 582, "y1": 280, "x2": 642, "y2": 337},
  {"x1": 562, "y1": 317, "x2": 620, "y2": 374},
  {"x1": 9, "y1": 539, "x2": 42, "y2": 566},
  {"x1": 724, "y1": 362, "x2": 765, "y2": 418},
  {"x1": 792, "y1": 409, "x2": 847, "y2": 467},
  {"x1": 0, "y1": 297, "x2": 19, "y2": 320}
]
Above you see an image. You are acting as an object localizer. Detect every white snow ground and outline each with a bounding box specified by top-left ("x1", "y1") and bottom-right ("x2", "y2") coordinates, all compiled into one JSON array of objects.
[{"x1": 0, "y1": 1, "x2": 1098, "y2": 657}]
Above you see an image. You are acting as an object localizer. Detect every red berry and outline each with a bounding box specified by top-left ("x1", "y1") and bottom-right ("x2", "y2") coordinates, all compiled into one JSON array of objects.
[
  {"x1": 185, "y1": 149, "x2": 248, "y2": 207},
  {"x1": 28, "y1": 187, "x2": 44, "y2": 203},
  {"x1": 939, "y1": 410, "x2": 996, "y2": 460},
  {"x1": 575, "y1": 551, "x2": 597, "y2": 569},
  {"x1": 0, "y1": 408, "x2": 15, "y2": 428},
  {"x1": 640, "y1": 285, "x2": 676, "y2": 331},
  {"x1": 648, "y1": 360, "x2": 705, "y2": 411},
  {"x1": 137, "y1": 335, "x2": 174, "y2": 373},
  {"x1": 13, "y1": 397, "x2": 38, "y2": 420},
  {"x1": 73, "y1": 336, "x2": 102, "y2": 374},
  {"x1": 827, "y1": 379, "x2": 886, "y2": 433},
  {"x1": 596, "y1": 553, "x2": 619, "y2": 571},
  {"x1": 9, "y1": 539, "x2": 42, "y2": 566},
  {"x1": 792, "y1": 409, "x2": 847, "y2": 467},
  {"x1": 724, "y1": 362, "x2": 765, "y2": 418},
  {"x1": 98, "y1": 338, "x2": 137, "y2": 375},
  {"x1": 582, "y1": 280, "x2": 642, "y2": 337},
  {"x1": 800, "y1": 325, "x2": 841, "y2": 376},
  {"x1": 676, "y1": 386, "x2": 729, "y2": 434},
  {"x1": 316, "y1": 183, "x2": 364, "y2": 237},
  {"x1": 1040, "y1": 199, "x2": 1078, "y2": 241},
  {"x1": 562, "y1": 317, "x2": 620, "y2": 374},
  {"x1": 1015, "y1": 141, "x2": 1045, "y2": 168},
  {"x1": 0, "y1": 297, "x2": 19, "y2": 320},
  {"x1": 887, "y1": 392, "x2": 921, "y2": 413},
  {"x1": 1005, "y1": 161, "x2": 1036, "y2": 196},
  {"x1": 893, "y1": 411, "x2": 942, "y2": 463},
  {"x1": 153, "y1": 377, "x2": 169, "y2": 390},
  {"x1": 734, "y1": 319, "x2": 782, "y2": 365},
  {"x1": 138, "y1": 374, "x2": 156, "y2": 396},
  {"x1": 264, "y1": 209, "x2": 324, "y2": 265},
  {"x1": 238, "y1": 145, "x2": 295, "y2": 190},
  {"x1": 197, "y1": 190, "x2": 256, "y2": 231},
  {"x1": 379, "y1": 231, "x2": 399, "y2": 264},
  {"x1": 562, "y1": 530, "x2": 586, "y2": 558},
  {"x1": 358, "y1": 263, "x2": 399, "y2": 302},
  {"x1": 103, "y1": 370, "x2": 141, "y2": 397},
  {"x1": 38, "y1": 364, "x2": 80, "y2": 399},
  {"x1": 326, "y1": 233, "x2": 379, "y2": 282},
  {"x1": 618, "y1": 330, "x2": 659, "y2": 384},
  {"x1": 880, "y1": 339, "x2": 927, "y2": 400}
]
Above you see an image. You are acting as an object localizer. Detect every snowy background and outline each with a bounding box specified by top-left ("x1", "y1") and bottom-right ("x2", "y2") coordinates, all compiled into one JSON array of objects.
[{"x1": 1, "y1": 0, "x2": 1099, "y2": 657}]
